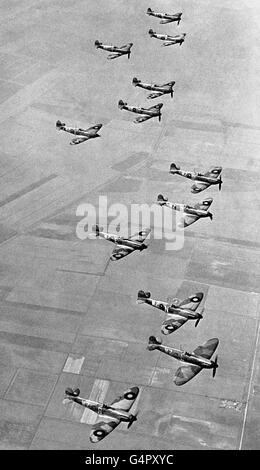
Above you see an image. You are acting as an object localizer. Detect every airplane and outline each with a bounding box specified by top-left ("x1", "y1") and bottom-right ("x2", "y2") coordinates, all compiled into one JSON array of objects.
[
  {"x1": 137, "y1": 290, "x2": 204, "y2": 333},
  {"x1": 170, "y1": 163, "x2": 223, "y2": 193},
  {"x1": 56, "y1": 120, "x2": 102, "y2": 145},
  {"x1": 146, "y1": 8, "x2": 182, "y2": 25},
  {"x1": 63, "y1": 386, "x2": 139, "y2": 442},
  {"x1": 132, "y1": 77, "x2": 175, "y2": 99},
  {"x1": 91, "y1": 225, "x2": 151, "y2": 261},
  {"x1": 149, "y1": 29, "x2": 186, "y2": 46},
  {"x1": 147, "y1": 336, "x2": 219, "y2": 385},
  {"x1": 118, "y1": 100, "x2": 163, "y2": 123},
  {"x1": 157, "y1": 194, "x2": 213, "y2": 228},
  {"x1": 94, "y1": 40, "x2": 133, "y2": 59}
]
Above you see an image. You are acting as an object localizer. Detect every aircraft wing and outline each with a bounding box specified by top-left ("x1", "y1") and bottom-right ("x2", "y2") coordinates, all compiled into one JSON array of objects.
[
  {"x1": 178, "y1": 213, "x2": 199, "y2": 228},
  {"x1": 85, "y1": 124, "x2": 103, "y2": 135},
  {"x1": 191, "y1": 182, "x2": 211, "y2": 193},
  {"x1": 203, "y1": 167, "x2": 222, "y2": 178},
  {"x1": 147, "y1": 104, "x2": 162, "y2": 112},
  {"x1": 70, "y1": 136, "x2": 90, "y2": 145},
  {"x1": 134, "y1": 114, "x2": 153, "y2": 123},
  {"x1": 110, "y1": 386, "x2": 139, "y2": 411},
  {"x1": 147, "y1": 91, "x2": 164, "y2": 99},
  {"x1": 193, "y1": 198, "x2": 213, "y2": 211},
  {"x1": 162, "y1": 41, "x2": 177, "y2": 46},
  {"x1": 174, "y1": 364, "x2": 202, "y2": 385},
  {"x1": 90, "y1": 417, "x2": 120, "y2": 442},
  {"x1": 129, "y1": 228, "x2": 151, "y2": 242},
  {"x1": 107, "y1": 52, "x2": 124, "y2": 60},
  {"x1": 160, "y1": 18, "x2": 174, "y2": 24},
  {"x1": 192, "y1": 338, "x2": 219, "y2": 359},
  {"x1": 178, "y1": 293, "x2": 203, "y2": 311},
  {"x1": 161, "y1": 314, "x2": 188, "y2": 334},
  {"x1": 110, "y1": 244, "x2": 134, "y2": 261}
]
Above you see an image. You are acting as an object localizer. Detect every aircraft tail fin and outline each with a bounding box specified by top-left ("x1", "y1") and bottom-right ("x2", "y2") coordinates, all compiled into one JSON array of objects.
[
  {"x1": 149, "y1": 29, "x2": 155, "y2": 36},
  {"x1": 95, "y1": 40, "x2": 101, "y2": 48},
  {"x1": 132, "y1": 77, "x2": 140, "y2": 86},
  {"x1": 118, "y1": 99, "x2": 126, "y2": 109},
  {"x1": 93, "y1": 224, "x2": 104, "y2": 235},
  {"x1": 147, "y1": 335, "x2": 162, "y2": 351},
  {"x1": 137, "y1": 290, "x2": 151, "y2": 302},
  {"x1": 56, "y1": 120, "x2": 65, "y2": 129},
  {"x1": 157, "y1": 194, "x2": 168, "y2": 205},
  {"x1": 65, "y1": 387, "x2": 80, "y2": 397},
  {"x1": 169, "y1": 163, "x2": 180, "y2": 174},
  {"x1": 146, "y1": 8, "x2": 153, "y2": 14}
]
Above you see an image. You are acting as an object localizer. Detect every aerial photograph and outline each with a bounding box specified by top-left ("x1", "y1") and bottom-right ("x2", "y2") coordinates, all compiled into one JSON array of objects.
[{"x1": 0, "y1": 0, "x2": 259, "y2": 453}]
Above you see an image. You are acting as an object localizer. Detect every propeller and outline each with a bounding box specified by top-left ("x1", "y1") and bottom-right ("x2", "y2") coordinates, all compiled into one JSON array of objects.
[
  {"x1": 218, "y1": 178, "x2": 223, "y2": 191},
  {"x1": 159, "y1": 113, "x2": 161, "y2": 122},
  {"x1": 127, "y1": 410, "x2": 139, "y2": 429},
  {"x1": 195, "y1": 307, "x2": 204, "y2": 327},
  {"x1": 212, "y1": 355, "x2": 218, "y2": 378},
  {"x1": 170, "y1": 88, "x2": 174, "y2": 98},
  {"x1": 208, "y1": 212, "x2": 213, "y2": 220},
  {"x1": 195, "y1": 314, "x2": 203, "y2": 328}
]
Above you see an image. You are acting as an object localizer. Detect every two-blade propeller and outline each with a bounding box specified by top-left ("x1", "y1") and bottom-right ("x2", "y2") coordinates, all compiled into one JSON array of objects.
[
  {"x1": 212, "y1": 355, "x2": 218, "y2": 378},
  {"x1": 127, "y1": 410, "x2": 139, "y2": 429},
  {"x1": 218, "y1": 179, "x2": 223, "y2": 191},
  {"x1": 195, "y1": 308, "x2": 204, "y2": 327}
]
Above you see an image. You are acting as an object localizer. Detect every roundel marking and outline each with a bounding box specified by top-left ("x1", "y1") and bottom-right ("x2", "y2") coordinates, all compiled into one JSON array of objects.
[
  {"x1": 124, "y1": 391, "x2": 136, "y2": 400},
  {"x1": 94, "y1": 429, "x2": 106, "y2": 437},
  {"x1": 192, "y1": 297, "x2": 199, "y2": 302},
  {"x1": 165, "y1": 324, "x2": 174, "y2": 330}
]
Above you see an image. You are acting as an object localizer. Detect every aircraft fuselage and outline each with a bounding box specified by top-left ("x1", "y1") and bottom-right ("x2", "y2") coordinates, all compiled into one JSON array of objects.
[
  {"x1": 59, "y1": 126, "x2": 98, "y2": 138},
  {"x1": 155, "y1": 344, "x2": 214, "y2": 369},
  {"x1": 136, "y1": 82, "x2": 173, "y2": 93},
  {"x1": 165, "y1": 202, "x2": 211, "y2": 218},
  {"x1": 98, "y1": 231, "x2": 146, "y2": 250},
  {"x1": 122, "y1": 104, "x2": 160, "y2": 116},
  {"x1": 66, "y1": 396, "x2": 132, "y2": 421},
  {"x1": 97, "y1": 45, "x2": 127, "y2": 54},
  {"x1": 141, "y1": 298, "x2": 201, "y2": 319},
  {"x1": 174, "y1": 170, "x2": 220, "y2": 185}
]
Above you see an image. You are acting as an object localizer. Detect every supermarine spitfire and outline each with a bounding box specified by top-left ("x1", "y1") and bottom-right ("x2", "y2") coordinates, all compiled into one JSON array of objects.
[
  {"x1": 132, "y1": 77, "x2": 175, "y2": 99},
  {"x1": 149, "y1": 30, "x2": 186, "y2": 46},
  {"x1": 95, "y1": 40, "x2": 133, "y2": 60},
  {"x1": 56, "y1": 120, "x2": 102, "y2": 145},
  {"x1": 157, "y1": 194, "x2": 213, "y2": 227},
  {"x1": 147, "y1": 337, "x2": 219, "y2": 385},
  {"x1": 118, "y1": 100, "x2": 163, "y2": 123},
  {"x1": 170, "y1": 163, "x2": 223, "y2": 193},
  {"x1": 146, "y1": 8, "x2": 182, "y2": 25},
  {"x1": 137, "y1": 291, "x2": 204, "y2": 333},
  {"x1": 63, "y1": 386, "x2": 139, "y2": 442},
  {"x1": 91, "y1": 225, "x2": 151, "y2": 261}
]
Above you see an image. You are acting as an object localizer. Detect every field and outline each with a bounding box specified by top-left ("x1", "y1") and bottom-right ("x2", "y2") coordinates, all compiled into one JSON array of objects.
[{"x1": 0, "y1": 0, "x2": 260, "y2": 450}]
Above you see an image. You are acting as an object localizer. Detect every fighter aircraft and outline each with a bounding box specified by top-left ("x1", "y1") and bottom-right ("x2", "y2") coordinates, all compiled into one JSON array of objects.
[
  {"x1": 147, "y1": 336, "x2": 219, "y2": 385},
  {"x1": 91, "y1": 225, "x2": 151, "y2": 261},
  {"x1": 157, "y1": 194, "x2": 213, "y2": 227},
  {"x1": 137, "y1": 291, "x2": 204, "y2": 333},
  {"x1": 56, "y1": 120, "x2": 102, "y2": 145},
  {"x1": 94, "y1": 40, "x2": 133, "y2": 59},
  {"x1": 146, "y1": 8, "x2": 182, "y2": 25},
  {"x1": 63, "y1": 386, "x2": 139, "y2": 442},
  {"x1": 132, "y1": 77, "x2": 175, "y2": 99},
  {"x1": 170, "y1": 163, "x2": 223, "y2": 193},
  {"x1": 118, "y1": 100, "x2": 163, "y2": 123},
  {"x1": 149, "y1": 30, "x2": 186, "y2": 46}
]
